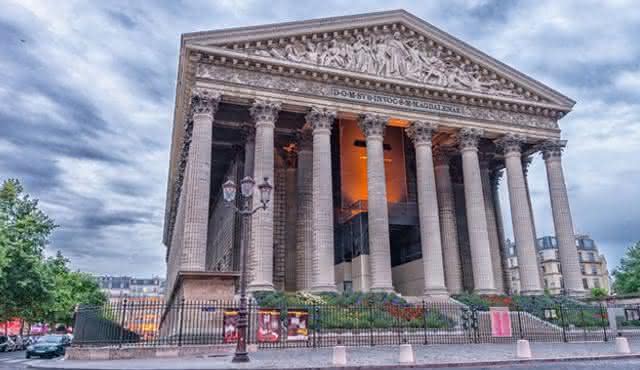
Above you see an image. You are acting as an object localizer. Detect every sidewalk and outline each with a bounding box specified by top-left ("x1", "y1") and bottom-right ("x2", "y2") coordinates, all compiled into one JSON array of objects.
[{"x1": 29, "y1": 342, "x2": 640, "y2": 370}]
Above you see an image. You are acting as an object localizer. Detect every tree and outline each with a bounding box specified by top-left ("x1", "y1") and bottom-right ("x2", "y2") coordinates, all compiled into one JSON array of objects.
[
  {"x1": 612, "y1": 241, "x2": 640, "y2": 295},
  {"x1": 0, "y1": 179, "x2": 56, "y2": 323},
  {"x1": 0, "y1": 179, "x2": 106, "y2": 327},
  {"x1": 590, "y1": 287, "x2": 608, "y2": 298},
  {"x1": 45, "y1": 251, "x2": 106, "y2": 325}
]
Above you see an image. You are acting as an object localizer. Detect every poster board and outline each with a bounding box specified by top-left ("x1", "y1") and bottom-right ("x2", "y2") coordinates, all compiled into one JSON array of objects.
[
  {"x1": 223, "y1": 310, "x2": 239, "y2": 343},
  {"x1": 287, "y1": 310, "x2": 309, "y2": 341},
  {"x1": 256, "y1": 309, "x2": 280, "y2": 343},
  {"x1": 490, "y1": 307, "x2": 512, "y2": 337}
]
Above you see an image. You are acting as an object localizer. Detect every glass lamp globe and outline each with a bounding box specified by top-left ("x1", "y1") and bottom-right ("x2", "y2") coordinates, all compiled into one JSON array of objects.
[
  {"x1": 240, "y1": 176, "x2": 255, "y2": 198},
  {"x1": 222, "y1": 179, "x2": 236, "y2": 203},
  {"x1": 257, "y1": 177, "x2": 272, "y2": 204}
]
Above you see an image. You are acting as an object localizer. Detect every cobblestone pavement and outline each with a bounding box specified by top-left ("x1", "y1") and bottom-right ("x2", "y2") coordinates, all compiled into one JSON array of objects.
[{"x1": 29, "y1": 342, "x2": 640, "y2": 369}]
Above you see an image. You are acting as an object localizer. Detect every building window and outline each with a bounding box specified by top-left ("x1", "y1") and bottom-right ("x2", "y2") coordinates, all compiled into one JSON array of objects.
[
  {"x1": 580, "y1": 265, "x2": 586, "y2": 274},
  {"x1": 592, "y1": 266, "x2": 598, "y2": 275},
  {"x1": 589, "y1": 252, "x2": 595, "y2": 262},
  {"x1": 582, "y1": 278, "x2": 589, "y2": 289},
  {"x1": 594, "y1": 279, "x2": 600, "y2": 288},
  {"x1": 544, "y1": 279, "x2": 549, "y2": 288},
  {"x1": 509, "y1": 247, "x2": 515, "y2": 255}
]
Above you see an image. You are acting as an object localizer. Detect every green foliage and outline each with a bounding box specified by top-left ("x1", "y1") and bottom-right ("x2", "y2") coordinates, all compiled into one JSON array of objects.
[
  {"x1": 613, "y1": 241, "x2": 640, "y2": 294},
  {"x1": 590, "y1": 287, "x2": 608, "y2": 298},
  {"x1": 0, "y1": 179, "x2": 106, "y2": 326},
  {"x1": 251, "y1": 291, "x2": 453, "y2": 329}
]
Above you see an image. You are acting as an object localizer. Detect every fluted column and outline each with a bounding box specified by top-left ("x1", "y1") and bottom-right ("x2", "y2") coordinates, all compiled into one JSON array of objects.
[
  {"x1": 434, "y1": 146, "x2": 463, "y2": 294},
  {"x1": 496, "y1": 133, "x2": 542, "y2": 295},
  {"x1": 522, "y1": 156, "x2": 539, "y2": 241},
  {"x1": 307, "y1": 107, "x2": 337, "y2": 292},
  {"x1": 406, "y1": 121, "x2": 448, "y2": 298},
  {"x1": 248, "y1": 99, "x2": 281, "y2": 292},
  {"x1": 295, "y1": 127, "x2": 313, "y2": 291},
  {"x1": 181, "y1": 88, "x2": 220, "y2": 271},
  {"x1": 541, "y1": 140, "x2": 585, "y2": 296},
  {"x1": 491, "y1": 170, "x2": 510, "y2": 293},
  {"x1": 358, "y1": 114, "x2": 394, "y2": 292},
  {"x1": 480, "y1": 153, "x2": 505, "y2": 294},
  {"x1": 458, "y1": 128, "x2": 496, "y2": 294}
]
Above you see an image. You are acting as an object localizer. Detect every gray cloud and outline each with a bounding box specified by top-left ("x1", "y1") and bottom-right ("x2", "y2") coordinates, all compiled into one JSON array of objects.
[{"x1": 0, "y1": 0, "x2": 638, "y2": 279}]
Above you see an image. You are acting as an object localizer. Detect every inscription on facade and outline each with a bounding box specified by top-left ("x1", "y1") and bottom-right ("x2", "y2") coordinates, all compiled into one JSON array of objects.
[{"x1": 330, "y1": 87, "x2": 464, "y2": 116}]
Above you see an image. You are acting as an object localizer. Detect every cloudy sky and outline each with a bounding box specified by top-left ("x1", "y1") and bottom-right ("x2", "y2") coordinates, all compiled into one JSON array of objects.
[{"x1": 1, "y1": 0, "x2": 638, "y2": 278}]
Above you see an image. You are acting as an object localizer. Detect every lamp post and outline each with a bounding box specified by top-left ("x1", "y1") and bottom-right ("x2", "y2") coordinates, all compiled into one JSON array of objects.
[{"x1": 222, "y1": 176, "x2": 272, "y2": 363}]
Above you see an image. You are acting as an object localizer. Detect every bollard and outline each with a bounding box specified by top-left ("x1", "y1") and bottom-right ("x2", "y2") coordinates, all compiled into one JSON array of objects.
[
  {"x1": 398, "y1": 343, "x2": 415, "y2": 364},
  {"x1": 615, "y1": 336, "x2": 631, "y2": 354},
  {"x1": 333, "y1": 346, "x2": 347, "y2": 366},
  {"x1": 516, "y1": 339, "x2": 532, "y2": 359}
]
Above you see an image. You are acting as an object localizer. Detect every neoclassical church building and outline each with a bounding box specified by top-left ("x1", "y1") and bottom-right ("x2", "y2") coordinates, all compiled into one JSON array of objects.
[{"x1": 163, "y1": 10, "x2": 584, "y2": 306}]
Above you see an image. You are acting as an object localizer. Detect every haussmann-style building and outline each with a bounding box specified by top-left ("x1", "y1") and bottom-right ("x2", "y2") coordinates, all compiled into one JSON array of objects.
[{"x1": 162, "y1": 10, "x2": 586, "y2": 307}]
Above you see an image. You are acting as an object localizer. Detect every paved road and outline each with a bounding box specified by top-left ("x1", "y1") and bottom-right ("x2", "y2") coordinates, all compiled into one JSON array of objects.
[{"x1": 0, "y1": 350, "x2": 63, "y2": 369}]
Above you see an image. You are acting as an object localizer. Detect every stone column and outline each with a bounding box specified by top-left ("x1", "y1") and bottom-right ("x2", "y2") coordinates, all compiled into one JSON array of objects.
[
  {"x1": 480, "y1": 153, "x2": 505, "y2": 294},
  {"x1": 295, "y1": 127, "x2": 313, "y2": 291},
  {"x1": 181, "y1": 88, "x2": 220, "y2": 271},
  {"x1": 434, "y1": 146, "x2": 463, "y2": 294},
  {"x1": 491, "y1": 169, "x2": 510, "y2": 292},
  {"x1": 458, "y1": 128, "x2": 496, "y2": 294},
  {"x1": 357, "y1": 113, "x2": 394, "y2": 292},
  {"x1": 522, "y1": 156, "x2": 538, "y2": 242},
  {"x1": 406, "y1": 121, "x2": 448, "y2": 298},
  {"x1": 496, "y1": 133, "x2": 542, "y2": 295},
  {"x1": 307, "y1": 107, "x2": 337, "y2": 292},
  {"x1": 541, "y1": 140, "x2": 585, "y2": 296},
  {"x1": 248, "y1": 99, "x2": 281, "y2": 292}
]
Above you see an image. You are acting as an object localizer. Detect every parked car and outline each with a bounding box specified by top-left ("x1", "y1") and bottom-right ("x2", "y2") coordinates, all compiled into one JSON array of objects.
[
  {"x1": 25, "y1": 335, "x2": 70, "y2": 359},
  {"x1": 0, "y1": 336, "x2": 16, "y2": 352}
]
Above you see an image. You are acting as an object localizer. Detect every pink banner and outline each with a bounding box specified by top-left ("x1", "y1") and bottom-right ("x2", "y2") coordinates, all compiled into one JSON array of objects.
[{"x1": 490, "y1": 307, "x2": 512, "y2": 337}]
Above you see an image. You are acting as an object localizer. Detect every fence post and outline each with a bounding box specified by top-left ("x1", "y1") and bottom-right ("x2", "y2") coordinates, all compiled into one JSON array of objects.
[
  {"x1": 600, "y1": 303, "x2": 608, "y2": 342},
  {"x1": 422, "y1": 301, "x2": 428, "y2": 345},
  {"x1": 369, "y1": 304, "x2": 374, "y2": 347},
  {"x1": 559, "y1": 304, "x2": 567, "y2": 343},
  {"x1": 178, "y1": 298, "x2": 185, "y2": 347},
  {"x1": 516, "y1": 309, "x2": 524, "y2": 339},
  {"x1": 312, "y1": 304, "x2": 318, "y2": 348},
  {"x1": 119, "y1": 299, "x2": 128, "y2": 348}
]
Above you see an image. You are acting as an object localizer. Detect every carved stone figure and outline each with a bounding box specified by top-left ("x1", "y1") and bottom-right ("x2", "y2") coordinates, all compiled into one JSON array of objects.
[{"x1": 244, "y1": 30, "x2": 530, "y2": 99}]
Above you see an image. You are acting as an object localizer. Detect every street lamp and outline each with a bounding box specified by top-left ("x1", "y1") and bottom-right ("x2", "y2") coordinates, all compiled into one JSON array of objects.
[{"x1": 222, "y1": 176, "x2": 272, "y2": 363}]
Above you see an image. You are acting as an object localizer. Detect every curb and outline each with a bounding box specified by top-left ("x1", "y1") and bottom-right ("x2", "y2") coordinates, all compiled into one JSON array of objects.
[{"x1": 26, "y1": 353, "x2": 640, "y2": 370}]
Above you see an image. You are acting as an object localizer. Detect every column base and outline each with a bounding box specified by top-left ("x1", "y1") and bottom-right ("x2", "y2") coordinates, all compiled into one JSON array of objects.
[
  {"x1": 370, "y1": 285, "x2": 395, "y2": 293},
  {"x1": 247, "y1": 281, "x2": 274, "y2": 293},
  {"x1": 520, "y1": 289, "x2": 544, "y2": 296},
  {"x1": 423, "y1": 287, "x2": 449, "y2": 300},
  {"x1": 473, "y1": 288, "x2": 497, "y2": 295},
  {"x1": 309, "y1": 284, "x2": 337, "y2": 293},
  {"x1": 564, "y1": 288, "x2": 587, "y2": 297}
]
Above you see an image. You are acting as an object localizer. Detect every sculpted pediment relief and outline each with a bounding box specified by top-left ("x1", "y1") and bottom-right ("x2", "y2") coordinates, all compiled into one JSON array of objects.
[{"x1": 233, "y1": 30, "x2": 540, "y2": 102}]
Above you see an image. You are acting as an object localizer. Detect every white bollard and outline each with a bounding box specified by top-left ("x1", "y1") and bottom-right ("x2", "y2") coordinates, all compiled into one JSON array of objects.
[
  {"x1": 398, "y1": 343, "x2": 415, "y2": 364},
  {"x1": 616, "y1": 336, "x2": 631, "y2": 354},
  {"x1": 516, "y1": 339, "x2": 532, "y2": 359},
  {"x1": 333, "y1": 345, "x2": 347, "y2": 366}
]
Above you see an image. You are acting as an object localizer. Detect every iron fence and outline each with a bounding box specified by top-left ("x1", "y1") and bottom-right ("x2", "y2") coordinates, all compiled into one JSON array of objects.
[{"x1": 72, "y1": 299, "x2": 623, "y2": 348}]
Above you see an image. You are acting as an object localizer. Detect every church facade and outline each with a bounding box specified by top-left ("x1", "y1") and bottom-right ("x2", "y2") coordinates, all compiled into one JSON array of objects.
[{"x1": 162, "y1": 10, "x2": 583, "y2": 306}]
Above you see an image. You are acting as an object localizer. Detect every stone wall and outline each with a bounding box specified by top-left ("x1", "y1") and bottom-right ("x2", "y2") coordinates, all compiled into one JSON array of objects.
[
  {"x1": 207, "y1": 162, "x2": 237, "y2": 271},
  {"x1": 391, "y1": 258, "x2": 425, "y2": 296}
]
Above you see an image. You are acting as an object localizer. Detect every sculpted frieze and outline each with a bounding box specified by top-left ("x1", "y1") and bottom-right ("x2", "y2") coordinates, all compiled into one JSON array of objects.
[
  {"x1": 196, "y1": 64, "x2": 557, "y2": 130},
  {"x1": 243, "y1": 31, "x2": 535, "y2": 100}
]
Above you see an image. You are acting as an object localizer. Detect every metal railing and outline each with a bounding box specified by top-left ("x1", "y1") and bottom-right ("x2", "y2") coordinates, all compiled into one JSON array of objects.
[{"x1": 72, "y1": 299, "x2": 622, "y2": 348}]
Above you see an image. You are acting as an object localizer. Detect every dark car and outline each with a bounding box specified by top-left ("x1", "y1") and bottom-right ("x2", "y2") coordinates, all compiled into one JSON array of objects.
[{"x1": 25, "y1": 335, "x2": 70, "y2": 359}]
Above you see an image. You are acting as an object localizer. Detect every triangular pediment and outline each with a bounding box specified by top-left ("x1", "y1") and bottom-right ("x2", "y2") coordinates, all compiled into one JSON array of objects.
[{"x1": 183, "y1": 10, "x2": 574, "y2": 109}]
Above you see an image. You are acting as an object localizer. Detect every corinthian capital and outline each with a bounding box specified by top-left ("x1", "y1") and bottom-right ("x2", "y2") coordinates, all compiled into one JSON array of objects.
[
  {"x1": 406, "y1": 120, "x2": 437, "y2": 145},
  {"x1": 496, "y1": 133, "x2": 526, "y2": 155},
  {"x1": 357, "y1": 113, "x2": 388, "y2": 138},
  {"x1": 457, "y1": 128, "x2": 484, "y2": 151},
  {"x1": 190, "y1": 88, "x2": 221, "y2": 116},
  {"x1": 540, "y1": 139, "x2": 566, "y2": 161},
  {"x1": 250, "y1": 99, "x2": 282, "y2": 126},
  {"x1": 306, "y1": 106, "x2": 337, "y2": 133}
]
